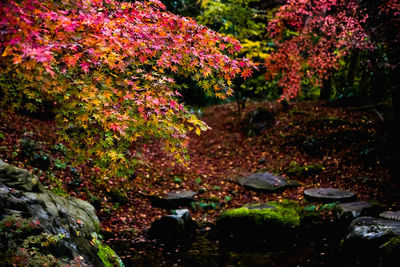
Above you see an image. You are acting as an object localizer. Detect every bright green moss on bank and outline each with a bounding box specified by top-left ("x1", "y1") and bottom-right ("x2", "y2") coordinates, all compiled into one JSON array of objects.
[
  {"x1": 219, "y1": 200, "x2": 304, "y2": 228},
  {"x1": 92, "y1": 233, "x2": 124, "y2": 267}
]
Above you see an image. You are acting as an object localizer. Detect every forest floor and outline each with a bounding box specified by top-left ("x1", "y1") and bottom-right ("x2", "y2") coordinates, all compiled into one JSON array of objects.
[{"x1": 1, "y1": 100, "x2": 399, "y2": 254}]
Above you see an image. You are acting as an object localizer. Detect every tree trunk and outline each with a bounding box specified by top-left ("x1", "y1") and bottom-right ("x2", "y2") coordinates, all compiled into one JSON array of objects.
[
  {"x1": 347, "y1": 49, "x2": 360, "y2": 88},
  {"x1": 358, "y1": 70, "x2": 369, "y2": 100},
  {"x1": 233, "y1": 84, "x2": 245, "y2": 122},
  {"x1": 320, "y1": 76, "x2": 332, "y2": 100}
]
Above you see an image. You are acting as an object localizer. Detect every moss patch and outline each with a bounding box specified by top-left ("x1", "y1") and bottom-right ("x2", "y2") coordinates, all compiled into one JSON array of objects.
[
  {"x1": 92, "y1": 233, "x2": 124, "y2": 267},
  {"x1": 287, "y1": 164, "x2": 324, "y2": 176},
  {"x1": 218, "y1": 200, "x2": 304, "y2": 229}
]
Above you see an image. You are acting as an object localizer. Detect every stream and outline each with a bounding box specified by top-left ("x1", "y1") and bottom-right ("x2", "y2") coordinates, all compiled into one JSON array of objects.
[{"x1": 108, "y1": 224, "x2": 389, "y2": 267}]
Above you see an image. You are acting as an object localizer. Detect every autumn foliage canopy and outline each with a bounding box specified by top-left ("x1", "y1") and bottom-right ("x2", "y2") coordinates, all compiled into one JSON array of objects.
[
  {"x1": 0, "y1": 0, "x2": 255, "y2": 176},
  {"x1": 265, "y1": 0, "x2": 373, "y2": 101}
]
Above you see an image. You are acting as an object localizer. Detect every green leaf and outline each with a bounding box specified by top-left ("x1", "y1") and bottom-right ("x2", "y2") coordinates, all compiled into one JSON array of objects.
[
  {"x1": 304, "y1": 205, "x2": 316, "y2": 212},
  {"x1": 173, "y1": 177, "x2": 183, "y2": 184}
]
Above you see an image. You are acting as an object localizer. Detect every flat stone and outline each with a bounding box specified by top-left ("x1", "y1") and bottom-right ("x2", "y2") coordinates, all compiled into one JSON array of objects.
[
  {"x1": 304, "y1": 188, "x2": 356, "y2": 202},
  {"x1": 239, "y1": 172, "x2": 300, "y2": 192},
  {"x1": 380, "y1": 211, "x2": 400, "y2": 221},
  {"x1": 151, "y1": 190, "x2": 197, "y2": 209},
  {"x1": 336, "y1": 201, "x2": 384, "y2": 221}
]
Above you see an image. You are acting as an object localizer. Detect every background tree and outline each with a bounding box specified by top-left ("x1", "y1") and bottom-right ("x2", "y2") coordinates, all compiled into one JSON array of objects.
[
  {"x1": 196, "y1": 0, "x2": 269, "y2": 118},
  {"x1": 0, "y1": 0, "x2": 255, "y2": 177},
  {"x1": 162, "y1": 0, "x2": 201, "y2": 18},
  {"x1": 265, "y1": 0, "x2": 373, "y2": 102}
]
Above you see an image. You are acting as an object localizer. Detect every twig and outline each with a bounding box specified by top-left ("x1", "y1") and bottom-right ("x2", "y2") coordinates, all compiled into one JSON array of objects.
[{"x1": 373, "y1": 108, "x2": 385, "y2": 122}]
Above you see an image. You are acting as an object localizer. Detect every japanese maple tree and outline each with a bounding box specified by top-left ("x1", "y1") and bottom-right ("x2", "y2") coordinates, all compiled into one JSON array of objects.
[
  {"x1": 265, "y1": 0, "x2": 373, "y2": 101},
  {"x1": 0, "y1": 0, "x2": 255, "y2": 176}
]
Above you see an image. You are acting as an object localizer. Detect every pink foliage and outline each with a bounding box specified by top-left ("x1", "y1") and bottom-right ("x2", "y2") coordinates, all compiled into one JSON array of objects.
[{"x1": 266, "y1": 0, "x2": 374, "y2": 101}]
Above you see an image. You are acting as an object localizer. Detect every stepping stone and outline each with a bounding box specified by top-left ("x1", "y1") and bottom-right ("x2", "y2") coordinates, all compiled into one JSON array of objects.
[
  {"x1": 304, "y1": 188, "x2": 356, "y2": 202},
  {"x1": 335, "y1": 201, "x2": 384, "y2": 221},
  {"x1": 239, "y1": 172, "x2": 300, "y2": 192},
  {"x1": 380, "y1": 210, "x2": 400, "y2": 221},
  {"x1": 151, "y1": 190, "x2": 197, "y2": 209},
  {"x1": 344, "y1": 216, "x2": 400, "y2": 247},
  {"x1": 147, "y1": 209, "x2": 196, "y2": 240}
]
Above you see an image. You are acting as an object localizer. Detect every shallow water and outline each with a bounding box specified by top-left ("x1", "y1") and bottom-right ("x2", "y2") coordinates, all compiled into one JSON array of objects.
[{"x1": 108, "y1": 225, "x2": 393, "y2": 267}]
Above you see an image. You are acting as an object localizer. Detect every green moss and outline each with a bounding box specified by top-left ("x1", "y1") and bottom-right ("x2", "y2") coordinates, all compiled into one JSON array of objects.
[
  {"x1": 92, "y1": 233, "x2": 124, "y2": 267},
  {"x1": 381, "y1": 236, "x2": 400, "y2": 255},
  {"x1": 287, "y1": 164, "x2": 324, "y2": 176},
  {"x1": 98, "y1": 243, "x2": 122, "y2": 267},
  {"x1": 93, "y1": 219, "x2": 100, "y2": 233},
  {"x1": 219, "y1": 200, "x2": 302, "y2": 228}
]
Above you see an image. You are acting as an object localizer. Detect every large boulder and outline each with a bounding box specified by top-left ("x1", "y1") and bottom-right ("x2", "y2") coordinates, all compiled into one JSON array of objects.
[
  {"x1": 344, "y1": 216, "x2": 400, "y2": 248},
  {"x1": 239, "y1": 172, "x2": 300, "y2": 192},
  {"x1": 0, "y1": 160, "x2": 123, "y2": 266}
]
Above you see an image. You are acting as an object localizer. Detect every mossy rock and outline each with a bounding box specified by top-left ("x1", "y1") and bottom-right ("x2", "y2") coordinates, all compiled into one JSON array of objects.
[
  {"x1": 92, "y1": 233, "x2": 124, "y2": 267},
  {"x1": 217, "y1": 200, "x2": 315, "y2": 242}
]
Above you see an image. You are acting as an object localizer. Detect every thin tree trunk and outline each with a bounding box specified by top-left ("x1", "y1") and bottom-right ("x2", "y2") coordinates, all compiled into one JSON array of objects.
[
  {"x1": 234, "y1": 85, "x2": 245, "y2": 122},
  {"x1": 358, "y1": 70, "x2": 369, "y2": 100},
  {"x1": 347, "y1": 49, "x2": 360, "y2": 88},
  {"x1": 320, "y1": 76, "x2": 332, "y2": 100}
]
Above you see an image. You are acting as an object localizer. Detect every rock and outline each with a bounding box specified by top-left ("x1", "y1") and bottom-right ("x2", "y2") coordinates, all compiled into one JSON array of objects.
[
  {"x1": 246, "y1": 107, "x2": 274, "y2": 136},
  {"x1": 216, "y1": 200, "x2": 305, "y2": 242},
  {"x1": 304, "y1": 188, "x2": 356, "y2": 202},
  {"x1": 380, "y1": 210, "x2": 400, "y2": 221},
  {"x1": 344, "y1": 216, "x2": 400, "y2": 248},
  {"x1": 0, "y1": 159, "x2": 40, "y2": 192},
  {"x1": 0, "y1": 160, "x2": 123, "y2": 266},
  {"x1": 151, "y1": 190, "x2": 197, "y2": 209},
  {"x1": 239, "y1": 172, "x2": 300, "y2": 192},
  {"x1": 147, "y1": 209, "x2": 196, "y2": 240},
  {"x1": 335, "y1": 201, "x2": 384, "y2": 222}
]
